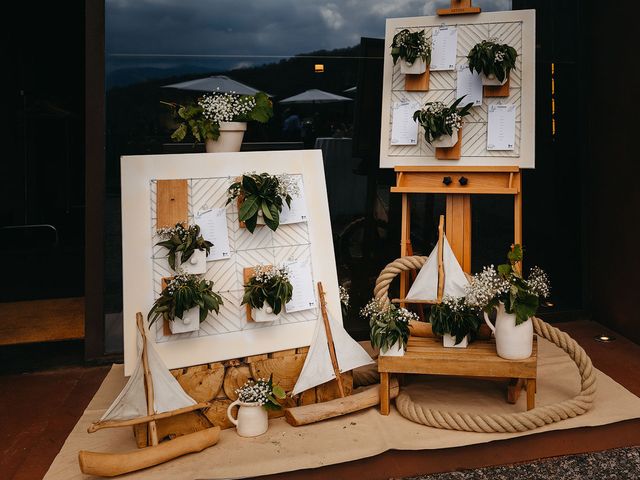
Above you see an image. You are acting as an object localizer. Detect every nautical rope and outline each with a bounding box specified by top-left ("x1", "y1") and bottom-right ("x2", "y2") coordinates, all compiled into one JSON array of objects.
[{"x1": 373, "y1": 255, "x2": 598, "y2": 433}]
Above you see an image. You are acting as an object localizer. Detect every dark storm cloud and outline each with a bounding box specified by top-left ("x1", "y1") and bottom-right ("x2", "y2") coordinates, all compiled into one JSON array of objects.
[{"x1": 106, "y1": 0, "x2": 511, "y2": 57}]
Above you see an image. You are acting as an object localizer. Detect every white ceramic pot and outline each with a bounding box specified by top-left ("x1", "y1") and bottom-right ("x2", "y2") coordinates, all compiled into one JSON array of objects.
[
  {"x1": 169, "y1": 306, "x2": 200, "y2": 334},
  {"x1": 443, "y1": 333, "x2": 469, "y2": 348},
  {"x1": 480, "y1": 72, "x2": 508, "y2": 86},
  {"x1": 483, "y1": 302, "x2": 533, "y2": 360},
  {"x1": 400, "y1": 57, "x2": 427, "y2": 75},
  {"x1": 205, "y1": 122, "x2": 247, "y2": 153},
  {"x1": 380, "y1": 340, "x2": 405, "y2": 357},
  {"x1": 431, "y1": 129, "x2": 459, "y2": 148},
  {"x1": 252, "y1": 305, "x2": 280, "y2": 323},
  {"x1": 226, "y1": 400, "x2": 268, "y2": 437},
  {"x1": 175, "y1": 249, "x2": 207, "y2": 274}
]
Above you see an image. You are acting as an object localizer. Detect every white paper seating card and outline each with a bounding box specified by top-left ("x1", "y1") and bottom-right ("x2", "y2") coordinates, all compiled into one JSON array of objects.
[
  {"x1": 430, "y1": 27, "x2": 457, "y2": 71},
  {"x1": 195, "y1": 208, "x2": 231, "y2": 261},
  {"x1": 280, "y1": 176, "x2": 308, "y2": 225},
  {"x1": 456, "y1": 65, "x2": 483, "y2": 107},
  {"x1": 487, "y1": 104, "x2": 516, "y2": 151},
  {"x1": 391, "y1": 100, "x2": 419, "y2": 146},
  {"x1": 284, "y1": 259, "x2": 317, "y2": 313}
]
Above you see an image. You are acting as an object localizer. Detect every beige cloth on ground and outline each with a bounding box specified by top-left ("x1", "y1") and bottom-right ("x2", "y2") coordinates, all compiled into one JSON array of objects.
[{"x1": 44, "y1": 338, "x2": 640, "y2": 480}]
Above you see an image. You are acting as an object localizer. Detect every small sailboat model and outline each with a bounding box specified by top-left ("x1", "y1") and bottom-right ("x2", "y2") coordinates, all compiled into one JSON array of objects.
[
  {"x1": 78, "y1": 313, "x2": 220, "y2": 477},
  {"x1": 394, "y1": 215, "x2": 469, "y2": 305},
  {"x1": 285, "y1": 283, "x2": 401, "y2": 426}
]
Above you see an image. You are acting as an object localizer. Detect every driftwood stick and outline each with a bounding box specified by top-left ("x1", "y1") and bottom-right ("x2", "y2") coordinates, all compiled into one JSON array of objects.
[
  {"x1": 137, "y1": 313, "x2": 159, "y2": 446},
  {"x1": 317, "y1": 282, "x2": 345, "y2": 398},
  {"x1": 436, "y1": 215, "x2": 445, "y2": 303},
  {"x1": 284, "y1": 379, "x2": 400, "y2": 426}
]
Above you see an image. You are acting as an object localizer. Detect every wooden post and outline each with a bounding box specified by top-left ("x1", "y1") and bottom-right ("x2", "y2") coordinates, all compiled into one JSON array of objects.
[
  {"x1": 399, "y1": 193, "x2": 411, "y2": 305},
  {"x1": 436, "y1": 215, "x2": 445, "y2": 303},
  {"x1": 137, "y1": 313, "x2": 159, "y2": 446},
  {"x1": 317, "y1": 282, "x2": 345, "y2": 398},
  {"x1": 445, "y1": 194, "x2": 472, "y2": 273}
]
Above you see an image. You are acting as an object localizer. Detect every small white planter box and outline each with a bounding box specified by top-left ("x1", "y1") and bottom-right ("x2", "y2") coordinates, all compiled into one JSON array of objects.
[
  {"x1": 169, "y1": 307, "x2": 200, "y2": 334},
  {"x1": 431, "y1": 129, "x2": 459, "y2": 148},
  {"x1": 176, "y1": 249, "x2": 207, "y2": 274},
  {"x1": 443, "y1": 333, "x2": 469, "y2": 348},
  {"x1": 205, "y1": 122, "x2": 247, "y2": 153},
  {"x1": 400, "y1": 57, "x2": 427, "y2": 75},
  {"x1": 480, "y1": 72, "x2": 508, "y2": 86},
  {"x1": 380, "y1": 341, "x2": 405, "y2": 357},
  {"x1": 252, "y1": 306, "x2": 280, "y2": 323}
]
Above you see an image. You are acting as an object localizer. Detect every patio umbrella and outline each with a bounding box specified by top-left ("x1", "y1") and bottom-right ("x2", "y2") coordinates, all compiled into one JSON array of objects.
[
  {"x1": 280, "y1": 89, "x2": 353, "y2": 104},
  {"x1": 162, "y1": 75, "x2": 263, "y2": 95}
]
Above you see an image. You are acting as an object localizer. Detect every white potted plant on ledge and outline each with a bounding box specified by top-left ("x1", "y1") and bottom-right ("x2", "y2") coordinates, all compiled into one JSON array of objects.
[
  {"x1": 428, "y1": 296, "x2": 481, "y2": 348},
  {"x1": 391, "y1": 28, "x2": 432, "y2": 75},
  {"x1": 465, "y1": 245, "x2": 550, "y2": 360},
  {"x1": 467, "y1": 38, "x2": 518, "y2": 86},
  {"x1": 226, "y1": 375, "x2": 286, "y2": 437},
  {"x1": 413, "y1": 97, "x2": 473, "y2": 148},
  {"x1": 362, "y1": 299, "x2": 416, "y2": 356},
  {"x1": 148, "y1": 274, "x2": 224, "y2": 334},
  {"x1": 163, "y1": 90, "x2": 273, "y2": 152},
  {"x1": 155, "y1": 223, "x2": 212, "y2": 274},
  {"x1": 242, "y1": 265, "x2": 293, "y2": 322}
]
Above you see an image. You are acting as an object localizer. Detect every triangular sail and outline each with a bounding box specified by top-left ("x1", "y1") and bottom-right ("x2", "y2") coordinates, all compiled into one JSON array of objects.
[
  {"x1": 405, "y1": 235, "x2": 469, "y2": 302},
  {"x1": 100, "y1": 325, "x2": 197, "y2": 422},
  {"x1": 292, "y1": 310, "x2": 374, "y2": 396}
]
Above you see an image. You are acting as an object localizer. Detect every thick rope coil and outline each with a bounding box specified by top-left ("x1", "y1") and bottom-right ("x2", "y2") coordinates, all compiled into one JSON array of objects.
[{"x1": 374, "y1": 255, "x2": 598, "y2": 433}]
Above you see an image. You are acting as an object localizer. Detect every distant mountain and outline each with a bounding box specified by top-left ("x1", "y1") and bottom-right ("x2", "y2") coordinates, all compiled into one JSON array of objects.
[{"x1": 106, "y1": 64, "x2": 217, "y2": 89}]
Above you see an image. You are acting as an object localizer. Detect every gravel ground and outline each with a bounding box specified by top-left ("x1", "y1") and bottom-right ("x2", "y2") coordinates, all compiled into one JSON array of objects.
[{"x1": 403, "y1": 446, "x2": 640, "y2": 480}]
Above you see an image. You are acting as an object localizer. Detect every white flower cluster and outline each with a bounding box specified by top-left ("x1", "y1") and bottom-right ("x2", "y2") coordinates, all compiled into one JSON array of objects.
[
  {"x1": 526, "y1": 266, "x2": 550, "y2": 299},
  {"x1": 465, "y1": 265, "x2": 510, "y2": 309},
  {"x1": 494, "y1": 50, "x2": 506, "y2": 63},
  {"x1": 165, "y1": 273, "x2": 195, "y2": 296},
  {"x1": 275, "y1": 173, "x2": 300, "y2": 198},
  {"x1": 339, "y1": 285, "x2": 350, "y2": 307},
  {"x1": 236, "y1": 378, "x2": 271, "y2": 406},
  {"x1": 445, "y1": 112, "x2": 462, "y2": 130},
  {"x1": 424, "y1": 101, "x2": 446, "y2": 116},
  {"x1": 157, "y1": 223, "x2": 196, "y2": 241},
  {"x1": 442, "y1": 295, "x2": 467, "y2": 312},
  {"x1": 198, "y1": 90, "x2": 256, "y2": 124},
  {"x1": 360, "y1": 298, "x2": 417, "y2": 324},
  {"x1": 394, "y1": 29, "x2": 431, "y2": 56},
  {"x1": 395, "y1": 306, "x2": 418, "y2": 324},
  {"x1": 253, "y1": 264, "x2": 290, "y2": 285}
]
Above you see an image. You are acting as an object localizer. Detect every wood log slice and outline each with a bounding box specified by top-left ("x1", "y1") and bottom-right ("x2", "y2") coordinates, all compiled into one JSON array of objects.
[
  {"x1": 172, "y1": 363, "x2": 225, "y2": 403},
  {"x1": 203, "y1": 399, "x2": 235, "y2": 429},
  {"x1": 223, "y1": 365, "x2": 251, "y2": 401},
  {"x1": 248, "y1": 353, "x2": 306, "y2": 392}
]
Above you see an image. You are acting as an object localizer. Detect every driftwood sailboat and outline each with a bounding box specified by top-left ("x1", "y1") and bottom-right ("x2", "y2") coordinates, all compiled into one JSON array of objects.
[
  {"x1": 285, "y1": 283, "x2": 401, "y2": 426},
  {"x1": 78, "y1": 313, "x2": 220, "y2": 477}
]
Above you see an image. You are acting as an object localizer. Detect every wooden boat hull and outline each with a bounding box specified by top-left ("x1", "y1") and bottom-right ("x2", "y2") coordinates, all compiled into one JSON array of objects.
[{"x1": 78, "y1": 426, "x2": 220, "y2": 477}]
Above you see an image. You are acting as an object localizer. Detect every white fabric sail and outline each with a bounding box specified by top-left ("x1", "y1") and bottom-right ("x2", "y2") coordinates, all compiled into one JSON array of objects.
[
  {"x1": 100, "y1": 326, "x2": 197, "y2": 422},
  {"x1": 292, "y1": 310, "x2": 374, "y2": 396},
  {"x1": 405, "y1": 235, "x2": 469, "y2": 302}
]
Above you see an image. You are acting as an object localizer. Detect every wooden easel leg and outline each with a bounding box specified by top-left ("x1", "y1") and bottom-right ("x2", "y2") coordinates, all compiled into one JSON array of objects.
[
  {"x1": 380, "y1": 372, "x2": 390, "y2": 415},
  {"x1": 445, "y1": 194, "x2": 472, "y2": 273},
  {"x1": 526, "y1": 378, "x2": 536, "y2": 410},
  {"x1": 399, "y1": 194, "x2": 411, "y2": 306}
]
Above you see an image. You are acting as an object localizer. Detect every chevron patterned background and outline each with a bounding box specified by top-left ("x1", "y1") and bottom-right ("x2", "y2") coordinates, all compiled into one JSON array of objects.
[{"x1": 150, "y1": 176, "x2": 318, "y2": 343}]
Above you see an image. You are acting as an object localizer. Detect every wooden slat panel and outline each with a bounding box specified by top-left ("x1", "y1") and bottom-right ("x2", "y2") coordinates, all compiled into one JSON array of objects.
[
  {"x1": 435, "y1": 127, "x2": 462, "y2": 160},
  {"x1": 156, "y1": 179, "x2": 188, "y2": 229},
  {"x1": 405, "y1": 69, "x2": 430, "y2": 91}
]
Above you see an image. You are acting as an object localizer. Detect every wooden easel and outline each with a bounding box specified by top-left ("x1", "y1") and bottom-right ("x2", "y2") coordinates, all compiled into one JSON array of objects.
[{"x1": 394, "y1": 165, "x2": 522, "y2": 301}]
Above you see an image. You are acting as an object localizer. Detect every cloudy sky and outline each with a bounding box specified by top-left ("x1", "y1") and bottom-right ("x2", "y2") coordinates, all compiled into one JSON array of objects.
[{"x1": 106, "y1": 0, "x2": 511, "y2": 82}]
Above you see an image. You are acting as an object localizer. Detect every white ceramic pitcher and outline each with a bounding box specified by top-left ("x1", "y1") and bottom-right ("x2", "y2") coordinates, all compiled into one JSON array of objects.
[
  {"x1": 226, "y1": 400, "x2": 268, "y2": 437},
  {"x1": 483, "y1": 302, "x2": 533, "y2": 360}
]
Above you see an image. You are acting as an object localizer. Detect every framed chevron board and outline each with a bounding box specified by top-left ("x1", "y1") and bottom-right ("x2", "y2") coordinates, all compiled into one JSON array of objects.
[
  {"x1": 121, "y1": 151, "x2": 339, "y2": 375},
  {"x1": 379, "y1": 10, "x2": 536, "y2": 168}
]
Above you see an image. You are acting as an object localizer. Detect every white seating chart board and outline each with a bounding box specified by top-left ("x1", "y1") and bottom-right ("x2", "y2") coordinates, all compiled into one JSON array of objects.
[
  {"x1": 379, "y1": 10, "x2": 536, "y2": 168},
  {"x1": 121, "y1": 151, "x2": 340, "y2": 375}
]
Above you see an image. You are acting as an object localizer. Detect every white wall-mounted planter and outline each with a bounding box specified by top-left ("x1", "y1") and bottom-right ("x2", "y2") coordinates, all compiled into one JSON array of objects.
[
  {"x1": 443, "y1": 333, "x2": 469, "y2": 348},
  {"x1": 380, "y1": 340, "x2": 405, "y2": 357},
  {"x1": 176, "y1": 249, "x2": 208, "y2": 274},
  {"x1": 169, "y1": 306, "x2": 200, "y2": 334},
  {"x1": 226, "y1": 400, "x2": 269, "y2": 437},
  {"x1": 205, "y1": 122, "x2": 247, "y2": 153},
  {"x1": 431, "y1": 129, "x2": 459, "y2": 148},
  {"x1": 400, "y1": 57, "x2": 427, "y2": 75},
  {"x1": 484, "y1": 302, "x2": 534, "y2": 360},
  {"x1": 252, "y1": 305, "x2": 280, "y2": 323},
  {"x1": 480, "y1": 72, "x2": 509, "y2": 86}
]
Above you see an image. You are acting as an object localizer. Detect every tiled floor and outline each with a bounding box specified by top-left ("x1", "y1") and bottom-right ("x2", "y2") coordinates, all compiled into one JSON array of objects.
[{"x1": 1, "y1": 320, "x2": 639, "y2": 480}]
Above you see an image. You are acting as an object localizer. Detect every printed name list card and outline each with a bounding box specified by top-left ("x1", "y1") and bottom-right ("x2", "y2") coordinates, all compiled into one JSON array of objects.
[
  {"x1": 195, "y1": 208, "x2": 231, "y2": 261},
  {"x1": 487, "y1": 104, "x2": 516, "y2": 151},
  {"x1": 390, "y1": 100, "x2": 419, "y2": 145},
  {"x1": 456, "y1": 65, "x2": 483, "y2": 107},
  {"x1": 284, "y1": 259, "x2": 316, "y2": 313},
  {"x1": 280, "y1": 175, "x2": 308, "y2": 225},
  {"x1": 430, "y1": 27, "x2": 457, "y2": 71}
]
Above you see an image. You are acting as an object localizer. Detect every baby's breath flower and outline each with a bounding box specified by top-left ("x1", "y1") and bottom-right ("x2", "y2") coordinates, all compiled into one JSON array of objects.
[{"x1": 198, "y1": 90, "x2": 256, "y2": 124}]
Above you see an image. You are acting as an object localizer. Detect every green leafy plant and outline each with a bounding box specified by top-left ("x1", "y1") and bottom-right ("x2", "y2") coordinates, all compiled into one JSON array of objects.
[
  {"x1": 156, "y1": 223, "x2": 212, "y2": 271},
  {"x1": 227, "y1": 172, "x2": 298, "y2": 233},
  {"x1": 429, "y1": 296, "x2": 481, "y2": 345},
  {"x1": 148, "y1": 274, "x2": 223, "y2": 325},
  {"x1": 242, "y1": 265, "x2": 293, "y2": 315},
  {"x1": 413, "y1": 96, "x2": 473, "y2": 144},
  {"x1": 467, "y1": 39, "x2": 518, "y2": 82},
  {"x1": 361, "y1": 299, "x2": 416, "y2": 351},
  {"x1": 391, "y1": 29, "x2": 431, "y2": 66},
  {"x1": 236, "y1": 375, "x2": 286, "y2": 410},
  {"x1": 465, "y1": 245, "x2": 551, "y2": 325},
  {"x1": 163, "y1": 91, "x2": 273, "y2": 144}
]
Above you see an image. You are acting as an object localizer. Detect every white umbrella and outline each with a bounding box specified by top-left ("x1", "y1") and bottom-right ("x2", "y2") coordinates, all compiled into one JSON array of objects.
[
  {"x1": 162, "y1": 75, "x2": 263, "y2": 95},
  {"x1": 280, "y1": 89, "x2": 353, "y2": 104}
]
